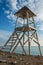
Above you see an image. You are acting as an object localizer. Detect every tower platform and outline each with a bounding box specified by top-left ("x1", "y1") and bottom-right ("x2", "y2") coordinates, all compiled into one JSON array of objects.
[{"x1": 15, "y1": 25, "x2": 36, "y2": 32}]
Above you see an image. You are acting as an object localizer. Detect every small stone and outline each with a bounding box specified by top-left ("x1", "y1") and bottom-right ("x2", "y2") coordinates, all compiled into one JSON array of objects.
[
  {"x1": 14, "y1": 61, "x2": 17, "y2": 64},
  {"x1": 0, "y1": 59, "x2": 6, "y2": 63},
  {"x1": 3, "y1": 53, "x2": 5, "y2": 55},
  {"x1": 20, "y1": 58, "x2": 23, "y2": 61},
  {"x1": 26, "y1": 62, "x2": 29, "y2": 65}
]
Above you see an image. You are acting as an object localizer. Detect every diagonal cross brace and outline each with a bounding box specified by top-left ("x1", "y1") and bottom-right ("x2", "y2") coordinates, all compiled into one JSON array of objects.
[{"x1": 10, "y1": 32, "x2": 27, "y2": 55}]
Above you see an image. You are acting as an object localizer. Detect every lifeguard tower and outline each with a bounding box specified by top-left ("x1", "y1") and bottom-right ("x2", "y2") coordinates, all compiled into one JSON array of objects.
[{"x1": 2, "y1": 6, "x2": 42, "y2": 56}]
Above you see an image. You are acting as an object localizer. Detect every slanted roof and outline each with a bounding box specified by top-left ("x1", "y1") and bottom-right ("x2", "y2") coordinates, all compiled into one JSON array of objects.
[{"x1": 14, "y1": 6, "x2": 36, "y2": 19}]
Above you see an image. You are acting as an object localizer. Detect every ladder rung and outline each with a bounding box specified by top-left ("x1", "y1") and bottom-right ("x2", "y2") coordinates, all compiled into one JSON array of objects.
[
  {"x1": 14, "y1": 38, "x2": 17, "y2": 40},
  {"x1": 11, "y1": 37, "x2": 17, "y2": 38},
  {"x1": 9, "y1": 41, "x2": 16, "y2": 43},
  {"x1": 14, "y1": 37, "x2": 17, "y2": 38},
  {"x1": 17, "y1": 33, "x2": 20, "y2": 34},
  {"x1": 2, "y1": 46, "x2": 6, "y2": 49},
  {"x1": 10, "y1": 38, "x2": 17, "y2": 41},
  {"x1": 17, "y1": 31, "x2": 21, "y2": 33}
]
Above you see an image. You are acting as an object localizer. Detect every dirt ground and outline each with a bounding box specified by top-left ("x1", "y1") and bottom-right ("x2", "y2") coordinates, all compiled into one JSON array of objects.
[{"x1": 0, "y1": 51, "x2": 43, "y2": 65}]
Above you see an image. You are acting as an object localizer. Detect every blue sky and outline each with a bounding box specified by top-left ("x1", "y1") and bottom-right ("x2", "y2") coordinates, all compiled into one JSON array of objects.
[{"x1": 0, "y1": 0, "x2": 43, "y2": 46}]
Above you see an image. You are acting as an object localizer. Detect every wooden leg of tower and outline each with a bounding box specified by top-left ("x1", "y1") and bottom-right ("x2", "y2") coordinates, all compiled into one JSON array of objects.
[
  {"x1": 10, "y1": 41, "x2": 19, "y2": 53},
  {"x1": 23, "y1": 32, "x2": 25, "y2": 53},
  {"x1": 33, "y1": 32, "x2": 42, "y2": 56},
  {"x1": 33, "y1": 39, "x2": 42, "y2": 56},
  {"x1": 4, "y1": 38, "x2": 10, "y2": 46},
  {"x1": 29, "y1": 42, "x2": 30, "y2": 55},
  {"x1": 27, "y1": 12, "x2": 30, "y2": 55},
  {"x1": 28, "y1": 32, "x2": 30, "y2": 55},
  {"x1": 2, "y1": 37, "x2": 11, "y2": 49},
  {"x1": 2, "y1": 30, "x2": 15, "y2": 50},
  {"x1": 36, "y1": 34, "x2": 42, "y2": 56},
  {"x1": 32, "y1": 17, "x2": 42, "y2": 56},
  {"x1": 38, "y1": 45, "x2": 42, "y2": 56}
]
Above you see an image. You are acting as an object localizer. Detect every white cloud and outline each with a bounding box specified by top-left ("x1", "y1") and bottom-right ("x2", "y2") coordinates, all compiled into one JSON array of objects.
[
  {"x1": 2, "y1": 7, "x2": 5, "y2": 10},
  {"x1": 39, "y1": 22, "x2": 43, "y2": 30},
  {"x1": 0, "y1": 0, "x2": 43, "y2": 46},
  {"x1": 7, "y1": 15, "x2": 11, "y2": 19},
  {"x1": 6, "y1": 4, "x2": 9, "y2": 7},
  {"x1": 37, "y1": 9, "x2": 43, "y2": 21},
  {"x1": 7, "y1": 12, "x2": 15, "y2": 19},
  {"x1": 4, "y1": 10, "x2": 10, "y2": 14},
  {"x1": 3, "y1": 0, "x2": 43, "y2": 30},
  {"x1": 6, "y1": 12, "x2": 16, "y2": 26},
  {"x1": 9, "y1": 0, "x2": 18, "y2": 11},
  {"x1": 0, "y1": 30, "x2": 12, "y2": 46}
]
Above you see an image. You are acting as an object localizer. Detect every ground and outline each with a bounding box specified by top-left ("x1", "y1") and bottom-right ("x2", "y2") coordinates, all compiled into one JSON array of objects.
[{"x1": 0, "y1": 51, "x2": 43, "y2": 65}]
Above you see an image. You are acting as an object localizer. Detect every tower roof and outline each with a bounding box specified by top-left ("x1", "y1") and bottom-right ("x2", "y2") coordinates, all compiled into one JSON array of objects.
[{"x1": 14, "y1": 6, "x2": 36, "y2": 19}]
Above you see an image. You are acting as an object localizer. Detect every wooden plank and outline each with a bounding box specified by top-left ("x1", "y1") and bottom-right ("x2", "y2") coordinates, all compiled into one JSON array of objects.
[
  {"x1": 15, "y1": 25, "x2": 36, "y2": 32},
  {"x1": 27, "y1": 11, "x2": 30, "y2": 55}
]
